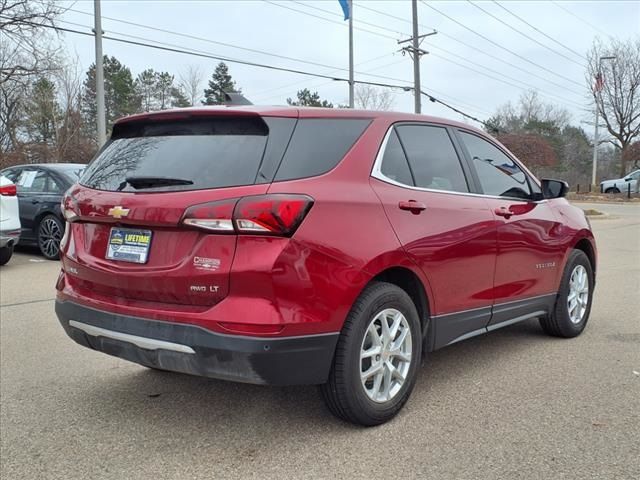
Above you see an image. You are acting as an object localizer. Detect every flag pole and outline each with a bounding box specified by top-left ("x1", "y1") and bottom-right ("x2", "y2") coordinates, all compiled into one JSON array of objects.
[{"x1": 348, "y1": 0, "x2": 354, "y2": 108}]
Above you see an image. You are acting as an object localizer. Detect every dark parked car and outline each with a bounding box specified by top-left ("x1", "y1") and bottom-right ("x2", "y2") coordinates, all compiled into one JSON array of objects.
[
  {"x1": 55, "y1": 107, "x2": 596, "y2": 425},
  {"x1": 0, "y1": 163, "x2": 85, "y2": 259}
]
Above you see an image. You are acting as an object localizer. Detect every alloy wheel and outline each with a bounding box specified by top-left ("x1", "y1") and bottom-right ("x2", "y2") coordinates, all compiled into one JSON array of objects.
[
  {"x1": 39, "y1": 217, "x2": 63, "y2": 259},
  {"x1": 567, "y1": 264, "x2": 589, "y2": 324},
  {"x1": 360, "y1": 308, "x2": 413, "y2": 403}
]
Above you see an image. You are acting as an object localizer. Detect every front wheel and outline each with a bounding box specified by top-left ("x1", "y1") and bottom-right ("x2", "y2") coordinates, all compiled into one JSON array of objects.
[
  {"x1": 38, "y1": 214, "x2": 64, "y2": 260},
  {"x1": 540, "y1": 250, "x2": 594, "y2": 338},
  {"x1": 605, "y1": 187, "x2": 620, "y2": 194},
  {"x1": 320, "y1": 282, "x2": 422, "y2": 426}
]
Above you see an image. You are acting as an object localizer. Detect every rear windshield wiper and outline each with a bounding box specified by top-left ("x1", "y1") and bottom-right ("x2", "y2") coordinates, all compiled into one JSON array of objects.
[{"x1": 119, "y1": 176, "x2": 194, "y2": 190}]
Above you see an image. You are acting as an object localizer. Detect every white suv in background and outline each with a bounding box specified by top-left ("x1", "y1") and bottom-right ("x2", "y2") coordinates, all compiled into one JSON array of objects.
[
  {"x1": 0, "y1": 175, "x2": 21, "y2": 265},
  {"x1": 600, "y1": 169, "x2": 640, "y2": 194}
]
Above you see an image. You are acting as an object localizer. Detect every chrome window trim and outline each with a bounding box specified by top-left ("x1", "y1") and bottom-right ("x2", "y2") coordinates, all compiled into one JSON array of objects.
[{"x1": 371, "y1": 123, "x2": 548, "y2": 204}]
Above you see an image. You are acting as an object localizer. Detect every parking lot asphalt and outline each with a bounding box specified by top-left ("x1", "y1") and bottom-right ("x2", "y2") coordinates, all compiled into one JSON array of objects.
[{"x1": 1, "y1": 203, "x2": 639, "y2": 480}]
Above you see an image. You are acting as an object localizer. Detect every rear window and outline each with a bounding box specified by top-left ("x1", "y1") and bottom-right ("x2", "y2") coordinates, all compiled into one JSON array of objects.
[
  {"x1": 274, "y1": 118, "x2": 371, "y2": 181},
  {"x1": 81, "y1": 116, "x2": 370, "y2": 192},
  {"x1": 81, "y1": 117, "x2": 272, "y2": 192}
]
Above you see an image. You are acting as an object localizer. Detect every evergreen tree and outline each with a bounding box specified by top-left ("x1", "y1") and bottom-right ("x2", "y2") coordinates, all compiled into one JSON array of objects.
[
  {"x1": 135, "y1": 69, "x2": 158, "y2": 112},
  {"x1": 24, "y1": 77, "x2": 58, "y2": 144},
  {"x1": 202, "y1": 62, "x2": 239, "y2": 105},
  {"x1": 82, "y1": 56, "x2": 139, "y2": 138},
  {"x1": 286, "y1": 88, "x2": 333, "y2": 108}
]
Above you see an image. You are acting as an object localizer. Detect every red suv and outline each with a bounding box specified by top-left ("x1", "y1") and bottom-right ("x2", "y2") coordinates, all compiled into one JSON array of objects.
[{"x1": 56, "y1": 106, "x2": 596, "y2": 425}]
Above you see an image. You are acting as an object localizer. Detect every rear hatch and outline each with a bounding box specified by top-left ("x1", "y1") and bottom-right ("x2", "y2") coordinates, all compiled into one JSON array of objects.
[{"x1": 64, "y1": 112, "x2": 297, "y2": 307}]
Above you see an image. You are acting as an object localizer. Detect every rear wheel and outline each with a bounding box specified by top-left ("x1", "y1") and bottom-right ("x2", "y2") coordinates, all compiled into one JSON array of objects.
[
  {"x1": 605, "y1": 187, "x2": 620, "y2": 194},
  {"x1": 540, "y1": 250, "x2": 594, "y2": 338},
  {"x1": 0, "y1": 245, "x2": 13, "y2": 266},
  {"x1": 38, "y1": 215, "x2": 64, "y2": 260},
  {"x1": 320, "y1": 282, "x2": 422, "y2": 426}
]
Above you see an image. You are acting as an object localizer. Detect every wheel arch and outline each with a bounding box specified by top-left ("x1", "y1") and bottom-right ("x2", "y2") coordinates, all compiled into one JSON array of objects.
[
  {"x1": 33, "y1": 209, "x2": 62, "y2": 234},
  {"x1": 573, "y1": 236, "x2": 597, "y2": 277},
  {"x1": 368, "y1": 266, "x2": 434, "y2": 351}
]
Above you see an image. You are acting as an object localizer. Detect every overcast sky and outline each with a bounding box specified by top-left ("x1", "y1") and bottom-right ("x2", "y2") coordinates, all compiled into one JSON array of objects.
[{"x1": 58, "y1": 0, "x2": 640, "y2": 128}]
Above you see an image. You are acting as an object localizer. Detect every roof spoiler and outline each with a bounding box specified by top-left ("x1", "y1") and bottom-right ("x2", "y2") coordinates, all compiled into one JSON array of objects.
[{"x1": 223, "y1": 92, "x2": 253, "y2": 106}]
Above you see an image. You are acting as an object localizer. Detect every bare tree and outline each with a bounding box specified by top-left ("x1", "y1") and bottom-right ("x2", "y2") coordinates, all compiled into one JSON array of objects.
[
  {"x1": 179, "y1": 65, "x2": 204, "y2": 106},
  {"x1": 0, "y1": 0, "x2": 60, "y2": 85},
  {"x1": 354, "y1": 85, "x2": 394, "y2": 111},
  {"x1": 587, "y1": 37, "x2": 640, "y2": 176}
]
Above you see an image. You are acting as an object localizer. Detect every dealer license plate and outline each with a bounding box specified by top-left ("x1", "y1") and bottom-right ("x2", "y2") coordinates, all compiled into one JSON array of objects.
[{"x1": 106, "y1": 228, "x2": 152, "y2": 264}]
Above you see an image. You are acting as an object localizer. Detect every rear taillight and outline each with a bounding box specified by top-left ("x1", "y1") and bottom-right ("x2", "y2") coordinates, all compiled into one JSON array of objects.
[
  {"x1": 0, "y1": 183, "x2": 17, "y2": 196},
  {"x1": 61, "y1": 194, "x2": 80, "y2": 222},
  {"x1": 182, "y1": 194, "x2": 314, "y2": 237}
]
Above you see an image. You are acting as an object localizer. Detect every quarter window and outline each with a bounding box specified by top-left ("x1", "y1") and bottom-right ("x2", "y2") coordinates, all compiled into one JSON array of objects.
[
  {"x1": 395, "y1": 125, "x2": 469, "y2": 192},
  {"x1": 459, "y1": 131, "x2": 532, "y2": 200},
  {"x1": 380, "y1": 129, "x2": 414, "y2": 186}
]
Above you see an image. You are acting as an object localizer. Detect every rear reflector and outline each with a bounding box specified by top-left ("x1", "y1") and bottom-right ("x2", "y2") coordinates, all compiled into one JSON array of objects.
[
  {"x1": 0, "y1": 183, "x2": 17, "y2": 196},
  {"x1": 182, "y1": 194, "x2": 313, "y2": 236}
]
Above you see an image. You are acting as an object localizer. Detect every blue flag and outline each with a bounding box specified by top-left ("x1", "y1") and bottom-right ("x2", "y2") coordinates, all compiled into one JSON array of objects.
[{"x1": 338, "y1": 0, "x2": 350, "y2": 20}]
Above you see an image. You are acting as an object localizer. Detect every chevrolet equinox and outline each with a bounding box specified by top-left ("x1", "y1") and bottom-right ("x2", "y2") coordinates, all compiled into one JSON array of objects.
[{"x1": 56, "y1": 106, "x2": 596, "y2": 426}]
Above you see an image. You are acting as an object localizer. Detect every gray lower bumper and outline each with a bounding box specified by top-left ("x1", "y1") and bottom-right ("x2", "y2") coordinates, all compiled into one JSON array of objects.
[{"x1": 55, "y1": 300, "x2": 339, "y2": 386}]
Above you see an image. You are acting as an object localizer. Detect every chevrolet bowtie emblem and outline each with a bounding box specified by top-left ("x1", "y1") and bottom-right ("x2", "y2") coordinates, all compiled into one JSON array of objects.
[{"x1": 108, "y1": 206, "x2": 130, "y2": 219}]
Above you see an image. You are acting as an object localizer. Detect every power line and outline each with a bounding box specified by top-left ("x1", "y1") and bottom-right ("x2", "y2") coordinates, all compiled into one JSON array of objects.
[
  {"x1": 356, "y1": 2, "x2": 585, "y2": 97},
  {"x1": 251, "y1": 53, "x2": 398, "y2": 99},
  {"x1": 426, "y1": 42, "x2": 584, "y2": 101},
  {"x1": 429, "y1": 51, "x2": 584, "y2": 109},
  {"x1": 260, "y1": 0, "x2": 585, "y2": 106},
  {"x1": 491, "y1": 1, "x2": 586, "y2": 60},
  {"x1": 550, "y1": 1, "x2": 611, "y2": 38},
  {"x1": 15, "y1": 17, "x2": 493, "y2": 126},
  {"x1": 65, "y1": 9, "x2": 586, "y2": 109},
  {"x1": 288, "y1": 0, "x2": 406, "y2": 38},
  {"x1": 466, "y1": 1, "x2": 585, "y2": 68},
  {"x1": 262, "y1": 0, "x2": 396, "y2": 41},
  {"x1": 420, "y1": 0, "x2": 584, "y2": 88},
  {"x1": 67, "y1": 7, "x2": 367, "y2": 74}
]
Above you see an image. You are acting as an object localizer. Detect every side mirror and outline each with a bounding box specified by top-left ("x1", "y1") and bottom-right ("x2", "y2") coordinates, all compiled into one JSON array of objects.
[{"x1": 541, "y1": 179, "x2": 569, "y2": 199}]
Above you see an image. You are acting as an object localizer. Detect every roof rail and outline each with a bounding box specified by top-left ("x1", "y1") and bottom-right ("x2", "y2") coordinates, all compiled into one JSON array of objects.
[{"x1": 223, "y1": 92, "x2": 253, "y2": 106}]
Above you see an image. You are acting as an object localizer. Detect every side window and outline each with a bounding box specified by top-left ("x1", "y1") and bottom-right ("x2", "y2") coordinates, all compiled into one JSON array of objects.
[
  {"x1": 1, "y1": 169, "x2": 18, "y2": 182},
  {"x1": 380, "y1": 129, "x2": 414, "y2": 186},
  {"x1": 395, "y1": 125, "x2": 469, "y2": 192},
  {"x1": 48, "y1": 175, "x2": 65, "y2": 193},
  {"x1": 274, "y1": 119, "x2": 371, "y2": 181},
  {"x1": 459, "y1": 131, "x2": 532, "y2": 200},
  {"x1": 16, "y1": 170, "x2": 48, "y2": 193}
]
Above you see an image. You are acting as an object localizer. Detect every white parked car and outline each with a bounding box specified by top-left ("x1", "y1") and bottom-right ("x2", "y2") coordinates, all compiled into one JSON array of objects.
[
  {"x1": 600, "y1": 169, "x2": 640, "y2": 194},
  {"x1": 0, "y1": 175, "x2": 21, "y2": 265}
]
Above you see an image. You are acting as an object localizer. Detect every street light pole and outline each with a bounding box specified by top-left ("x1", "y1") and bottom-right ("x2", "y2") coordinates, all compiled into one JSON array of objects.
[
  {"x1": 94, "y1": 0, "x2": 106, "y2": 147},
  {"x1": 592, "y1": 55, "x2": 616, "y2": 189}
]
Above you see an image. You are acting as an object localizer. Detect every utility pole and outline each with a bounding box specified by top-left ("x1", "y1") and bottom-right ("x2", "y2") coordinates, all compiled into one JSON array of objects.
[
  {"x1": 591, "y1": 55, "x2": 616, "y2": 189},
  {"x1": 398, "y1": 1, "x2": 436, "y2": 114},
  {"x1": 411, "y1": 0, "x2": 421, "y2": 114},
  {"x1": 94, "y1": 0, "x2": 106, "y2": 147},
  {"x1": 348, "y1": 0, "x2": 354, "y2": 108}
]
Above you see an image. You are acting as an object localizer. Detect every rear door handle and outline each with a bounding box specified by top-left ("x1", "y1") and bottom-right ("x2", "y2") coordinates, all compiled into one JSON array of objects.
[
  {"x1": 31, "y1": 199, "x2": 40, "y2": 204},
  {"x1": 399, "y1": 200, "x2": 427, "y2": 215},
  {"x1": 494, "y1": 206, "x2": 513, "y2": 219}
]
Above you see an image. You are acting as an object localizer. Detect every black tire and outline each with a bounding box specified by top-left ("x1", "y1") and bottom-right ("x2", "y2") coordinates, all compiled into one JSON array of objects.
[
  {"x1": 320, "y1": 281, "x2": 422, "y2": 426},
  {"x1": 540, "y1": 250, "x2": 594, "y2": 338},
  {"x1": 605, "y1": 187, "x2": 620, "y2": 194},
  {"x1": 37, "y1": 214, "x2": 64, "y2": 260},
  {"x1": 0, "y1": 245, "x2": 13, "y2": 266}
]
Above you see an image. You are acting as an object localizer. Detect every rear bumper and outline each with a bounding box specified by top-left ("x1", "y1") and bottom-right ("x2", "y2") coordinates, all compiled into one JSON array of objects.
[
  {"x1": 0, "y1": 228, "x2": 20, "y2": 248},
  {"x1": 55, "y1": 300, "x2": 339, "y2": 386}
]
